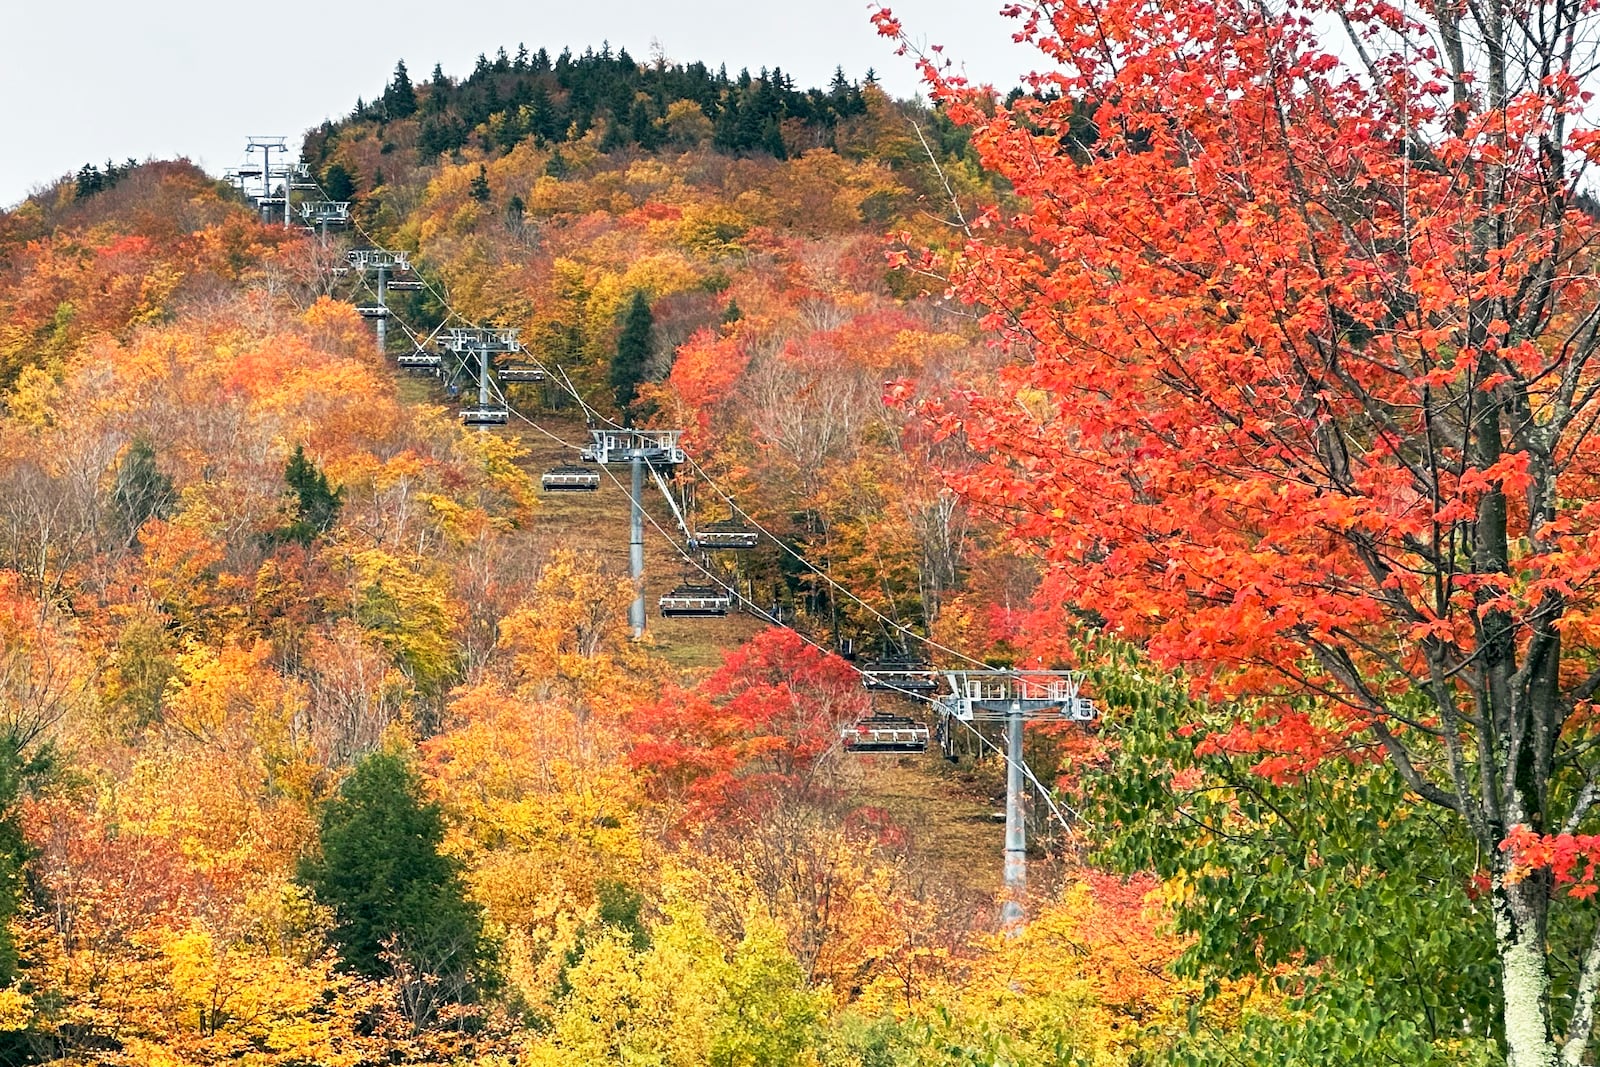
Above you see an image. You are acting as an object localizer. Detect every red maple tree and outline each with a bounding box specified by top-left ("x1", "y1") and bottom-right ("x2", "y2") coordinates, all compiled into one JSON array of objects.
[{"x1": 877, "y1": 1, "x2": 1600, "y2": 1062}]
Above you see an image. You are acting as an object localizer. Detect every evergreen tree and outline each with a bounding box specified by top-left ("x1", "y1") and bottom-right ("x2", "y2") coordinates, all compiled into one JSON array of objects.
[
  {"x1": 280, "y1": 444, "x2": 343, "y2": 545},
  {"x1": 630, "y1": 100, "x2": 662, "y2": 149},
  {"x1": 721, "y1": 298, "x2": 742, "y2": 325},
  {"x1": 546, "y1": 149, "x2": 569, "y2": 178},
  {"x1": 384, "y1": 60, "x2": 417, "y2": 119},
  {"x1": 113, "y1": 438, "x2": 173, "y2": 540},
  {"x1": 423, "y1": 63, "x2": 449, "y2": 115},
  {"x1": 298, "y1": 752, "x2": 491, "y2": 1018},
  {"x1": 763, "y1": 118, "x2": 787, "y2": 159},
  {"x1": 322, "y1": 162, "x2": 356, "y2": 201},
  {"x1": 468, "y1": 164, "x2": 491, "y2": 203},
  {"x1": 74, "y1": 164, "x2": 103, "y2": 199},
  {"x1": 610, "y1": 290, "x2": 654, "y2": 414},
  {"x1": 600, "y1": 113, "x2": 629, "y2": 152},
  {"x1": 418, "y1": 117, "x2": 467, "y2": 159},
  {"x1": 529, "y1": 83, "x2": 558, "y2": 142}
]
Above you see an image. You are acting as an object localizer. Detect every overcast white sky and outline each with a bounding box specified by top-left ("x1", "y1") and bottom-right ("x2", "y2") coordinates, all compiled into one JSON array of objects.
[{"x1": 0, "y1": 1, "x2": 1034, "y2": 208}]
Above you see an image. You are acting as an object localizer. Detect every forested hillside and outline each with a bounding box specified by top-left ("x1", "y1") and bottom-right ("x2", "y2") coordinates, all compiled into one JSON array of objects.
[{"x1": 7, "y1": 1, "x2": 1600, "y2": 1061}]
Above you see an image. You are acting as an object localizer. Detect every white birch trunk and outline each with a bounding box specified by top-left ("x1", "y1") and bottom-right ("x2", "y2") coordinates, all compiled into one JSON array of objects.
[{"x1": 1498, "y1": 878, "x2": 1559, "y2": 1067}]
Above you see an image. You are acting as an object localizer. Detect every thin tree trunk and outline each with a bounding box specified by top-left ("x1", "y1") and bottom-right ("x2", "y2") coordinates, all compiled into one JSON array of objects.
[{"x1": 1498, "y1": 874, "x2": 1559, "y2": 1067}]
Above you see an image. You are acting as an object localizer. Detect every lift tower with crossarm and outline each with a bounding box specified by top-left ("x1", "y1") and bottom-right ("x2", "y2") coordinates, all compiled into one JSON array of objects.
[
  {"x1": 346, "y1": 249, "x2": 411, "y2": 356},
  {"x1": 936, "y1": 671, "x2": 1096, "y2": 924}
]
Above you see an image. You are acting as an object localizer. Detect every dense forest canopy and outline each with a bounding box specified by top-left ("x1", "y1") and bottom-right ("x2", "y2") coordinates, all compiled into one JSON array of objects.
[{"x1": 3, "y1": 6, "x2": 1593, "y2": 1063}]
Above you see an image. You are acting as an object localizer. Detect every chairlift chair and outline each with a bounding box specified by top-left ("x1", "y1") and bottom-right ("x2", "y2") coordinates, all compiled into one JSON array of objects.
[
  {"x1": 541, "y1": 465, "x2": 601, "y2": 492},
  {"x1": 498, "y1": 363, "x2": 547, "y2": 384},
  {"x1": 842, "y1": 713, "x2": 930, "y2": 753},
  {"x1": 355, "y1": 304, "x2": 389, "y2": 318},
  {"x1": 459, "y1": 406, "x2": 509, "y2": 427},
  {"x1": 692, "y1": 517, "x2": 759, "y2": 551},
  {"x1": 658, "y1": 584, "x2": 731, "y2": 617},
  {"x1": 861, "y1": 660, "x2": 940, "y2": 693},
  {"x1": 385, "y1": 279, "x2": 424, "y2": 291},
  {"x1": 396, "y1": 350, "x2": 442, "y2": 371}
]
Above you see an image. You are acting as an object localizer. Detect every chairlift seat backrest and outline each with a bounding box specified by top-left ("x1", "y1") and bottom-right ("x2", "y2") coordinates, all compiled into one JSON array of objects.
[
  {"x1": 541, "y1": 465, "x2": 601, "y2": 492},
  {"x1": 659, "y1": 584, "x2": 731, "y2": 617},
  {"x1": 842, "y1": 713, "x2": 930, "y2": 753},
  {"x1": 460, "y1": 407, "x2": 509, "y2": 427}
]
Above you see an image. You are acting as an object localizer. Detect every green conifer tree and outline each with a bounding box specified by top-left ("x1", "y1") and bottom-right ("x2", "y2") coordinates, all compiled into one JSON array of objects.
[
  {"x1": 610, "y1": 290, "x2": 654, "y2": 415},
  {"x1": 384, "y1": 60, "x2": 417, "y2": 119},
  {"x1": 113, "y1": 438, "x2": 173, "y2": 541},
  {"x1": 74, "y1": 164, "x2": 103, "y2": 199},
  {"x1": 468, "y1": 164, "x2": 491, "y2": 203},
  {"x1": 322, "y1": 163, "x2": 356, "y2": 202},
  {"x1": 298, "y1": 752, "x2": 491, "y2": 1022},
  {"x1": 281, "y1": 444, "x2": 343, "y2": 545}
]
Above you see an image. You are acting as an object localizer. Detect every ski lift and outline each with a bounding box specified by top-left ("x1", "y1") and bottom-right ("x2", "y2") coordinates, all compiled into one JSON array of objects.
[
  {"x1": 541, "y1": 465, "x2": 601, "y2": 492},
  {"x1": 659, "y1": 584, "x2": 731, "y2": 617},
  {"x1": 498, "y1": 363, "x2": 547, "y2": 384},
  {"x1": 385, "y1": 278, "x2": 424, "y2": 291},
  {"x1": 459, "y1": 406, "x2": 509, "y2": 427},
  {"x1": 692, "y1": 516, "x2": 759, "y2": 551},
  {"x1": 861, "y1": 660, "x2": 940, "y2": 693},
  {"x1": 356, "y1": 304, "x2": 389, "y2": 318},
  {"x1": 842, "y1": 712, "x2": 930, "y2": 754},
  {"x1": 397, "y1": 350, "x2": 442, "y2": 370}
]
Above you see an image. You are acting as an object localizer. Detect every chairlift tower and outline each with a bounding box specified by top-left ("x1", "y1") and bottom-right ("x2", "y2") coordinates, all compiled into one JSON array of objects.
[
  {"x1": 299, "y1": 199, "x2": 351, "y2": 243},
  {"x1": 931, "y1": 670, "x2": 1097, "y2": 927},
  {"x1": 582, "y1": 429, "x2": 687, "y2": 638},
  {"x1": 244, "y1": 137, "x2": 294, "y2": 226},
  {"x1": 443, "y1": 328, "x2": 515, "y2": 427},
  {"x1": 347, "y1": 249, "x2": 411, "y2": 355}
]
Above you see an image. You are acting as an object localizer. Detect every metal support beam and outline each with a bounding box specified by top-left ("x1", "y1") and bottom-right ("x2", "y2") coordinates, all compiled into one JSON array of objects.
[
  {"x1": 375, "y1": 266, "x2": 388, "y2": 356},
  {"x1": 1002, "y1": 704, "x2": 1026, "y2": 928},
  {"x1": 630, "y1": 455, "x2": 646, "y2": 638},
  {"x1": 478, "y1": 343, "x2": 490, "y2": 408},
  {"x1": 649, "y1": 465, "x2": 693, "y2": 541}
]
